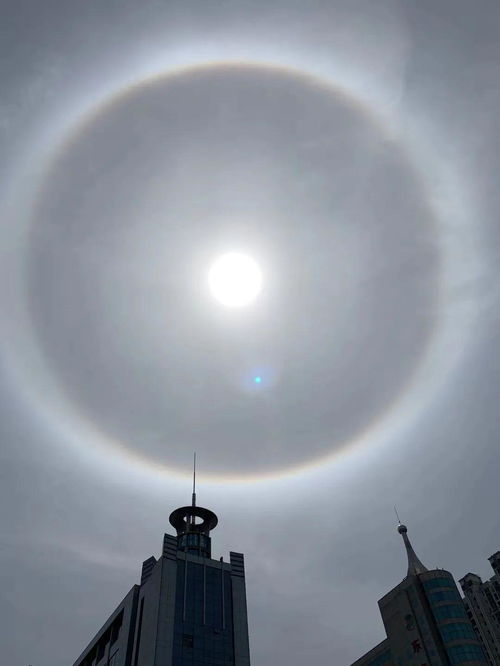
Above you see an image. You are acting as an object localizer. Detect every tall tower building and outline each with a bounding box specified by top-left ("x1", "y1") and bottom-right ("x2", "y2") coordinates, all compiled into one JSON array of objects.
[
  {"x1": 351, "y1": 523, "x2": 487, "y2": 666},
  {"x1": 72, "y1": 480, "x2": 251, "y2": 666},
  {"x1": 459, "y1": 551, "x2": 500, "y2": 665}
]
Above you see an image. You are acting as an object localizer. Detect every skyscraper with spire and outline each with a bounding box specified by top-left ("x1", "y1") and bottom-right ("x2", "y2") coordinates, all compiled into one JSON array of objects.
[
  {"x1": 71, "y1": 467, "x2": 251, "y2": 666},
  {"x1": 351, "y1": 523, "x2": 487, "y2": 666}
]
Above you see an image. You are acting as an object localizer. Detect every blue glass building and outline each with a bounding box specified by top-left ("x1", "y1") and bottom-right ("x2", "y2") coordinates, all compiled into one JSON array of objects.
[
  {"x1": 72, "y1": 495, "x2": 251, "y2": 666},
  {"x1": 352, "y1": 524, "x2": 488, "y2": 666}
]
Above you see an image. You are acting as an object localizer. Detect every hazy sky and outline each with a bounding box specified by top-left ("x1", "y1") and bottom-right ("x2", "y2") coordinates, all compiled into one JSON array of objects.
[{"x1": 1, "y1": 1, "x2": 500, "y2": 664}]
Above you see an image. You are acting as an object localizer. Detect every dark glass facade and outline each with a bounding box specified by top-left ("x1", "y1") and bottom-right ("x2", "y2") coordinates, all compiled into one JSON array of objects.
[
  {"x1": 446, "y1": 644, "x2": 489, "y2": 665},
  {"x1": 422, "y1": 572, "x2": 488, "y2": 664},
  {"x1": 172, "y1": 560, "x2": 235, "y2": 666},
  {"x1": 178, "y1": 533, "x2": 211, "y2": 558}
]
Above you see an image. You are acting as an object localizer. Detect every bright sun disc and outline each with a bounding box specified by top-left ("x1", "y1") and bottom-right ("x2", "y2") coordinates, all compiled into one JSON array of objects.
[{"x1": 208, "y1": 253, "x2": 262, "y2": 307}]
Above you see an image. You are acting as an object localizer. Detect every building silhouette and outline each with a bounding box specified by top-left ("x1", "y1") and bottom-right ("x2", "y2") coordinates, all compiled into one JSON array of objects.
[
  {"x1": 351, "y1": 524, "x2": 488, "y2": 666},
  {"x1": 459, "y1": 551, "x2": 500, "y2": 664},
  {"x1": 72, "y1": 482, "x2": 251, "y2": 666}
]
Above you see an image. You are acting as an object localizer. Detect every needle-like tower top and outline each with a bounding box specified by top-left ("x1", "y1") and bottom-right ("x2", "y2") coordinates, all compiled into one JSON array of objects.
[
  {"x1": 169, "y1": 455, "x2": 218, "y2": 558},
  {"x1": 396, "y1": 515, "x2": 428, "y2": 577},
  {"x1": 192, "y1": 451, "x2": 196, "y2": 508}
]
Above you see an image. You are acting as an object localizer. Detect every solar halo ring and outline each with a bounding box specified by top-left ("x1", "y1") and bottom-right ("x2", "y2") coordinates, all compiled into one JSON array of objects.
[{"x1": 0, "y1": 57, "x2": 478, "y2": 485}]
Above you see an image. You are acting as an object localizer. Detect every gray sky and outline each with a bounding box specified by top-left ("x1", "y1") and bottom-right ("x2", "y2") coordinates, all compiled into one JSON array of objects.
[{"x1": 1, "y1": 1, "x2": 500, "y2": 664}]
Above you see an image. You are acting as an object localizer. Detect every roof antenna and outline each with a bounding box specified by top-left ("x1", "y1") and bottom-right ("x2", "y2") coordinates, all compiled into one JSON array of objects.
[
  {"x1": 394, "y1": 506, "x2": 402, "y2": 525},
  {"x1": 192, "y1": 452, "x2": 197, "y2": 508}
]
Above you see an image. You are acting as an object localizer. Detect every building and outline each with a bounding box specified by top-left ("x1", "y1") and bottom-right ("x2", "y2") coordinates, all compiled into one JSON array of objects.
[
  {"x1": 352, "y1": 524, "x2": 487, "y2": 666},
  {"x1": 72, "y1": 486, "x2": 251, "y2": 666},
  {"x1": 459, "y1": 552, "x2": 500, "y2": 665}
]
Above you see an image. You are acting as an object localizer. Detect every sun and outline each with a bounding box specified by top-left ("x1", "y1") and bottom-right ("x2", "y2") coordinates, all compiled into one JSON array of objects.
[{"x1": 208, "y1": 252, "x2": 262, "y2": 307}]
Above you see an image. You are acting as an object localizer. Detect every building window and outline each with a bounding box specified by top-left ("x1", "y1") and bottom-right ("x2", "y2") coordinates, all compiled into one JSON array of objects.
[
  {"x1": 133, "y1": 598, "x2": 145, "y2": 666},
  {"x1": 110, "y1": 613, "x2": 122, "y2": 645},
  {"x1": 108, "y1": 650, "x2": 119, "y2": 666},
  {"x1": 439, "y1": 622, "x2": 477, "y2": 642},
  {"x1": 183, "y1": 634, "x2": 194, "y2": 648},
  {"x1": 447, "y1": 643, "x2": 487, "y2": 664},
  {"x1": 433, "y1": 604, "x2": 467, "y2": 620},
  {"x1": 429, "y1": 589, "x2": 461, "y2": 603},
  {"x1": 424, "y1": 577, "x2": 455, "y2": 590},
  {"x1": 97, "y1": 640, "x2": 107, "y2": 663}
]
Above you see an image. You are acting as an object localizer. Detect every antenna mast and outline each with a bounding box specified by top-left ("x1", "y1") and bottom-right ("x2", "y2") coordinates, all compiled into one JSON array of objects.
[{"x1": 192, "y1": 452, "x2": 197, "y2": 508}]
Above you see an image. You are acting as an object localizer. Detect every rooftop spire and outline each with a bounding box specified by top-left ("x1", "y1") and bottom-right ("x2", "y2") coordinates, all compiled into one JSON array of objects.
[
  {"x1": 396, "y1": 518, "x2": 428, "y2": 577},
  {"x1": 192, "y1": 452, "x2": 196, "y2": 508},
  {"x1": 169, "y1": 455, "x2": 218, "y2": 558}
]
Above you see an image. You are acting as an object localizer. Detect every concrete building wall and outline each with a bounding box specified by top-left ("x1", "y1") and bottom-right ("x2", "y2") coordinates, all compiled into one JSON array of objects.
[
  {"x1": 128, "y1": 552, "x2": 179, "y2": 666},
  {"x1": 132, "y1": 557, "x2": 164, "y2": 666},
  {"x1": 155, "y1": 545, "x2": 178, "y2": 665},
  {"x1": 230, "y1": 552, "x2": 251, "y2": 666},
  {"x1": 351, "y1": 639, "x2": 393, "y2": 666},
  {"x1": 379, "y1": 579, "x2": 438, "y2": 666},
  {"x1": 460, "y1": 556, "x2": 500, "y2": 666},
  {"x1": 73, "y1": 585, "x2": 140, "y2": 666}
]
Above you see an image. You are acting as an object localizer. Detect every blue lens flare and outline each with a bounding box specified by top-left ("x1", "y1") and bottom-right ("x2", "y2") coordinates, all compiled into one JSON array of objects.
[{"x1": 254, "y1": 376, "x2": 262, "y2": 384}]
